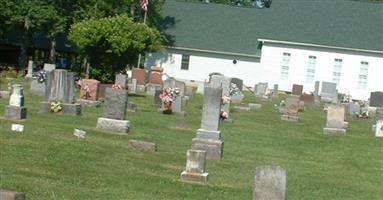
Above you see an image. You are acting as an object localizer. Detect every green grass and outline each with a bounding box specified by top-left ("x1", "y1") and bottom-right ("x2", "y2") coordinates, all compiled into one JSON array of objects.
[{"x1": 1, "y1": 79, "x2": 382, "y2": 199}]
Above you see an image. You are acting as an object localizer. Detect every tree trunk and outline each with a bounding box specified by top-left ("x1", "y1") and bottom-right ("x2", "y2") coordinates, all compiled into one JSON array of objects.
[
  {"x1": 18, "y1": 21, "x2": 29, "y2": 71},
  {"x1": 49, "y1": 39, "x2": 56, "y2": 64}
]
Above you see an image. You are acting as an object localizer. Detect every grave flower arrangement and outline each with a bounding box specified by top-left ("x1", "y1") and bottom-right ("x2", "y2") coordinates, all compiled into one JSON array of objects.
[
  {"x1": 33, "y1": 70, "x2": 47, "y2": 83},
  {"x1": 159, "y1": 87, "x2": 180, "y2": 110},
  {"x1": 50, "y1": 101, "x2": 62, "y2": 113},
  {"x1": 112, "y1": 84, "x2": 123, "y2": 90}
]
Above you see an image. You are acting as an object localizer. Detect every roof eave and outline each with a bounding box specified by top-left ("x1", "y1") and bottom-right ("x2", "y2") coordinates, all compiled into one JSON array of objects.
[
  {"x1": 258, "y1": 39, "x2": 383, "y2": 54},
  {"x1": 167, "y1": 46, "x2": 261, "y2": 58}
]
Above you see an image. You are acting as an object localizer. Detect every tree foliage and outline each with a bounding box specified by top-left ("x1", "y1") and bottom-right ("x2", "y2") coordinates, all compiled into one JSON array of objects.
[{"x1": 69, "y1": 15, "x2": 163, "y2": 82}]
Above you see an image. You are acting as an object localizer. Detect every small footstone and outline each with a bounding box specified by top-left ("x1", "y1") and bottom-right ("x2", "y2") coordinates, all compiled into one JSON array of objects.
[
  {"x1": 0, "y1": 190, "x2": 26, "y2": 200},
  {"x1": 128, "y1": 140, "x2": 157, "y2": 151},
  {"x1": 96, "y1": 117, "x2": 130, "y2": 134}
]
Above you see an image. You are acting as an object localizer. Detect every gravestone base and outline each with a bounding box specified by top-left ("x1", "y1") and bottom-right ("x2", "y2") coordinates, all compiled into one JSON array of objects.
[
  {"x1": 0, "y1": 91, "x2": 10, "y2": 99},
  {"x1": 0, "y1": 190, "x2": 26, "y2": 200},
  {"x1": 249, "y1": 103, "x2": 262, "y2": 111},
  {"x1": 96, "y1": 117, "x2": 130, "y2": 134},
  {"x1": 281, "y1": 115, "x2": 299, "y2": 122},
  {"x1": 323, "y1": 127, "x2": 346, "y2": 135},
  {"x1": 234, "y1": 106, "x2": 251, "y2": 112},
  {"x1": 4, "y1": 106, "x2": 27, "y2": 120},
  {"x1": 77, "y1": 99, "x2": 101, "y2": 107},
  {"x1": 39, "y1": 102, "x2": 82, "y2": 115},
  {"x1": 128, "y1": 140, "x2": 157, "y2": 151},
  {"x1": 196, "y1": 129, "x2": 221, "y2": 140},
  {"x1": 191, "y1": 138, "x2": 223, "y2": 159},
  {"x1": 180, "y1": 171, "x2": 208, "y2": 184}
]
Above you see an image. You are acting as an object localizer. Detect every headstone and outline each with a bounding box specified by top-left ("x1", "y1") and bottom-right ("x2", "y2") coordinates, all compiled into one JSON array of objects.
[
  {"x1": 131, "y1": 78, "x2": 137, "y2": 93},
  {"x1": 5, "y1": 84, "x2": 27, "y2": 120},
  {"x1": 79, "y1": 79, "x2": 100, "y2": 101},
  {"x1": 375, "y1": 120, "x2": 383, "y2": 137},
  {"x1": 192, "y1": 86, "x2": 224, "y2": 159},
  {"x1": 210, "y1": 75, "x2": 232, "y2": 118},
  {"x1": 128, "y1": 140, "x2": 157, "y2": 151},
  {"x1": 180, "y1": 149, "x2": 208, "y2": 184},
  {"x1": 126, "y1": 102, "x2": 138, "y2": 112},
  {"x1": 25, "y1": 60, "x2": 34, "y2": 79},
  {"x1": 0, "y1": 191, "x2": 26, "y2": 200},
  {"x1": 249, "y1": 103, "x2": 262, "y2": 111},
  {"x1": 281, "y1": 96, "x2": 299, "y2": 122},
  {"x1": 323, "y1": 104, "x2": 346, "y2": 134},
  {"x1": 321, "y1": 81, "x2": 338, "y2": 103},
  {"x1": 314, "y1": 81, "x2": 320, "y2": 105},
  {"x1": 292, "y1": 84, "x2": 303, "y2": 96},
  {"x1": 115, "y1": 74, "x2": 128, "y2": 89},
  {"x1": 39, "y1": 69, "x2": 81, "y2": 115},
  {"x1": 370, "y1": 91, "x2": 383, "y2": 107},
  {"x1": 253, "y1": 166, "x2": 286, "y2": 200},
  {"x1": 300, "y1": 94, "x2": 315, "y2": 106},
  {"x1": 46, "y1": 69, "x2": 75, "y2": 103},
  {"x1": 30, "y1": 79, "x2": 46, "y2": 96},
  {"x1": 73, "y1": 129, "x2": 86, "y2": 139},
  {"x1": 149, "y1": 66, "x2": 163, "y2": 85},
  {"x1": 254, "y1": 82, "x2": 268, "y2": 98},
  {"x1": 272, "y1": 84, "x2": 278, "y2": 98},
  {"x1": 103, "y1": 88, "x2": 127, "y2": 120},
  {"x1": 131, "y1": 68, "x2": 146, "y2": 85},
  {"x1": 96, "y1": 88, "x2": 130, "y2": 134},
  {"x1": 11, "y1": 124, "x2": 24, "y2": 132},
  {"x1": 43, "y1": 63, "x2": 56, "y2": 71},
  {"x1": 344, "y1": 102, "x2": 360, "y2": 115},
  {"x1": 98, "y1": 84, "x2": 113, "y2": 100}
]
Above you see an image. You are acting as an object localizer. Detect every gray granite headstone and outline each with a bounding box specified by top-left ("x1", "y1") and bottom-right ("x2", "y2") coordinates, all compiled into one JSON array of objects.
[
  {"x1": 103, "y1": 88, "x2": 128, "y2": 120},
  {"x1": 115, "y1": 74, "x2": 128, "y2": 89},
  {"x1": 26, "y1": 60, "x2": 34, "y2": 78},
  {"x1": 321, "y1": 81, "x2": 338, "y2": 103},
  {"x1": 273, "y1": 84, "x2": 278, "y2": 97},
  {"x1": 253, "y1": 166, "x2": 286, "y2": 200},
  {"x1": 370, "y1": 91, "x2": 383, "y2": 107},
  {"x1": 46, "y1": 69, "x2": 75, "y2": 103},
  {"x1": 210, "y1": 75, "x2": 231, "y2": 117},
  {"x1": 254, "y1": 82, "x2": 268, "y2": 97},
  {"x1": 43, "y1": 63, "x2": 56, "y2": 71},
  {"x1": 30, "y1": 79, "x2": 46, "y2": 96},
  {"x1": 192, "y1": 86, "x2": 224, "y2": 159},
  {"x1": 199, "y1": 86, "x2": 222, "y2": 131}
]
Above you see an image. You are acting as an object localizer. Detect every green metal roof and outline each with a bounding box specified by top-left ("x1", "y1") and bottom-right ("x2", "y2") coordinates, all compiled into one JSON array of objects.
[{"x1": 161, "y1": 0, "x2": 383, "y2": 55}]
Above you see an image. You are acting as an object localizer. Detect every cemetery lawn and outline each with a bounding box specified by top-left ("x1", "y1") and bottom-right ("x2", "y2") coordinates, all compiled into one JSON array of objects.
[{"x1": 1, "y1": 80, "x2": 382, "y2": 200}]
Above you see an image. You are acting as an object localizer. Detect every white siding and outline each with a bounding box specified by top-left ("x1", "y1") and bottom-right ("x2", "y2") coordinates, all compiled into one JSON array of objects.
[
  {"x1": 146, "y1": 44, "x2": 383, "y2": 100},
  {"x1": 145, "y1": 51, "x2": 262, "y2": 86},
  {"x1": 260, "y1": 43, "x2": 383, "y2": 100}
]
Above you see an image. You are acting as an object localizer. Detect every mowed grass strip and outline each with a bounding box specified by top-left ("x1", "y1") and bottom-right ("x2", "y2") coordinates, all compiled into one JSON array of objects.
[{"x1": 0, "y1": 80, "x2": 382, "y2": 199}]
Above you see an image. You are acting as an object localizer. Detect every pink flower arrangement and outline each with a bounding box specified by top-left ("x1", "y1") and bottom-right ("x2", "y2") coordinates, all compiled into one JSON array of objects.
[{"x1": 112, "y1": 84, "x2": 123, "y2": 90}]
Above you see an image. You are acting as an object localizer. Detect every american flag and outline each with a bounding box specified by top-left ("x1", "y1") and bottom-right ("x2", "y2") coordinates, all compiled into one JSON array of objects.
[{"x1": 140, "y1": 0, "x2": 148, "y2": 12}]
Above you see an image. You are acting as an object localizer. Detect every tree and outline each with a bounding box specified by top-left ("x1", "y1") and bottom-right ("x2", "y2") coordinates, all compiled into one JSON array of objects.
[
  {"x1": 68, "y1": 15, "x2": 163, "y2": 82},
  {"x1": 0, "y1": 0, "x2": 58, "y2": 69}
]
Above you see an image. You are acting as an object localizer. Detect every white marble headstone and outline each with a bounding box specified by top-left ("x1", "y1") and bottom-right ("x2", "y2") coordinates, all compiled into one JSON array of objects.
[{"x1": 375, "y1": 120, "x2": 383, "y2": 137}]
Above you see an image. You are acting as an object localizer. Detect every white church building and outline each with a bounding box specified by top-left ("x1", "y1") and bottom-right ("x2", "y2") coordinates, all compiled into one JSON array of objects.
[{"x1": 145, "y1": 0, "x2": 383, "y2": 100}]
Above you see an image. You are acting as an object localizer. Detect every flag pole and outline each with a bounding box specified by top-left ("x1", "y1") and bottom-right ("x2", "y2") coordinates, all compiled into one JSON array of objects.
[{"x1": 137, "y1": 11, "x2": 147, "y2": 68}]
